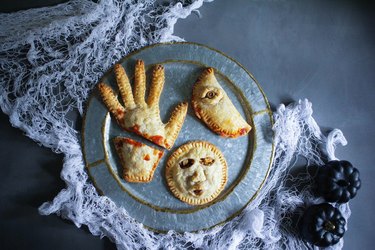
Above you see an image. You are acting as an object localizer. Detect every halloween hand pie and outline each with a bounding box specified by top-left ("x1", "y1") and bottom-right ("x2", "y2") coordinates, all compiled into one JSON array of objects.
[
  {"x1": 192, "y1": 68, "x2": 251, "y2": 138},
  {"x1": 166, "y1": 141, "x2": 228, "y2": 205},
  {"x1": 98, "y1": 60, "x2": 188, "y2": 149},
  {"x1": 113, "y1": 137, "x2": 164, "y2": 183}
]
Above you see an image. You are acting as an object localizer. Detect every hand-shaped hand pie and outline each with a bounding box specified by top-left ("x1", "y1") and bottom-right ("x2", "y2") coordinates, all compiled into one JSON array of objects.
[{"x1": 98, "y1": 60, "x2": 188, "y2": 149}]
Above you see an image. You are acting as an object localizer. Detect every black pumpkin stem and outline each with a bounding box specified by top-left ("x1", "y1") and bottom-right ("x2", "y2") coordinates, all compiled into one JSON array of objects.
[
  {"x1": 337, "y1": 179, "x2": 349, "y2": 187},
  {"x1": 324, "y1": 221, "x2": 336, "y2": 231}
]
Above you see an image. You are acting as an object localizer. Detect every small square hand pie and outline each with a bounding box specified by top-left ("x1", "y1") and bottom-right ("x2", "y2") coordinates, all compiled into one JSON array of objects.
[
  {"x1": 113, "y1": 137, "x2": 164, "y2": 183},
  {"x1": 192, "y1": 68, "x2": 251, "y2": 138},
  {"x1": 165, "y1": 141, "x2": 227, "y2": 205},
  {"x1": 98, "y1": 60, "x2": 188, "y2": 149}
]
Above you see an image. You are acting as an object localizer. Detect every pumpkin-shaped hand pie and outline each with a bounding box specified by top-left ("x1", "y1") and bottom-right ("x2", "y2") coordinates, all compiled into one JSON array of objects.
[
  {"x1": 192, "y1": 68, "x2": 251, "y2": 138},
  {"x1": 166, "y1": 141, "x2": 227, "y2": 205},
  {"x1": 98, "y1": 61, "x2": 188, "y2": 149},
  {"x1": 317, "y1": 160, "x2": 361, "y2": 203},
  {"x1": 113, "y1": 137, "x2": 164, "y2": 183},
  {"x1": 300, "y1": 203, "x2": 346, "y2": 247}
]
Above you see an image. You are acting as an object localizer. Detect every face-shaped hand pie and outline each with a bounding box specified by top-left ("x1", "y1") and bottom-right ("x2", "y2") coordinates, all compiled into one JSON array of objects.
[
  {"x1": 98, "y1": 60, "x2": 188, "y2": 149},
  {"x1": 166, "y1": 141, "x2": 228, "y2": 205},
  {"x1": 192, "y1": 68, "x2": 251, "y2": 138}
]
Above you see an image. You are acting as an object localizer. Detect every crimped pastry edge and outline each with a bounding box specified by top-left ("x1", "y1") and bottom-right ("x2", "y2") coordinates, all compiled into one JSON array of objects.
[
  {"x1": 191, "y1": 68, "x2": 251, "y2": 138},
  {"x1": 113, "y1": 137, "x2": 164, "y2": 183},
  {"x1": 165, "y1": 141, "x2": 228, "y2": 205}
]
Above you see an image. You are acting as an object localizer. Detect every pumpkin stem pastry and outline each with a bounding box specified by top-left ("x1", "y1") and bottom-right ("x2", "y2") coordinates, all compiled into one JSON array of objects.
[
  {"x1": 113, "y1": 137, "x2": 164, "y2": 183},
  {"x1": 192, "y1": 68, "x2": 251, "y2": 138},
  {"x1": 98, "y1": 60, "x2": 188, "y2": 149},
  {"x1": 165, "y1": 141, "x2": 228, "y2": 205}
]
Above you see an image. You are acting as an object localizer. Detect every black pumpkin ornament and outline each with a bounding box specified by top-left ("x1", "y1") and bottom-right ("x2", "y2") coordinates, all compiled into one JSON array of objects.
[
  {"x1": 300, "y1": 203, "x2": 346, "y2": 247},
  {"x1": 317, "y1": 160, "x2": 361, "y2": 203}
]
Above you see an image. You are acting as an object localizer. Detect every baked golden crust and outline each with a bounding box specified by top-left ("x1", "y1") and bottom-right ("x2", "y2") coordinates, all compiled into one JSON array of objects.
[
  {"x1": 98, "y1": 82, "x2": 126, "y2": 120},
  {"x1": 134, "y1": 59, "x2": 147, "y2": 107},
  {"x1": 147, "y1": 64, "x2": 164, "y2": 107},
  {"x1": 113, "y1": 137, "x2": 164, "y2": 183},
  {"x1": 114, "y1": 63, "x2": 135, "y2": 109},
  {"x1": 192, "y1": 68, "x2": 252, "y2": 138},
  {"x1": 98, "y1": 61, "x2": 188, "y2": 149},
  {"x1": 165, "y1": 141, "x2": 227, "y2": 205}
]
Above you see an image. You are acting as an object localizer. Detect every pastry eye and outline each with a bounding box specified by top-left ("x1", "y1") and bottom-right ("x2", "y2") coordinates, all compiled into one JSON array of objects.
[
  {"x1": 205, "y1": 90, "x2": 217, "y2": 99},
  {"x1": 199, "y1": 157, "x2": 215, "y2": 166},
  {"x1": 179, "y1": 159, "x2": 195, "y2": 169},
  {"x1": 200, "y1": 87, "x2": 223, "y2": 104}
]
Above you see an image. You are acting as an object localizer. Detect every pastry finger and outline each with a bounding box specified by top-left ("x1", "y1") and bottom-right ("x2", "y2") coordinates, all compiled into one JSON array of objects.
[
  {"x1": 133, "y1": 59, "x2": 147, "y2": 107},
  {"x1": 147, "y1": 64, "x2": 165, "y2": 107},
  {"x1": 165, "y1": 102, "x2": 188, "y2": 149},
  {"x1": 98, "y1": 83, "x2": 126, "y2": 121},
  {"x1": 114, "y1": 64, "x2": 135, "y2": 109}
]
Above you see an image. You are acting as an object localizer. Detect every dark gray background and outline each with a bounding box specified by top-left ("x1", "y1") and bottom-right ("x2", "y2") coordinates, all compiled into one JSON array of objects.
[{"x1": 0, "y1": 0, "x2": 374, "y2": 249}]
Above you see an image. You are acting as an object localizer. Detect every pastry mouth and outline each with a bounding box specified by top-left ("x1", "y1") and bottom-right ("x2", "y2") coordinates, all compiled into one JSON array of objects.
[
  {"x1": 192, "y1": 189, "x2": 204, "y2": 196},
  {"x1": 189, "y1": 184, "x2": 205, "y2": 196}
]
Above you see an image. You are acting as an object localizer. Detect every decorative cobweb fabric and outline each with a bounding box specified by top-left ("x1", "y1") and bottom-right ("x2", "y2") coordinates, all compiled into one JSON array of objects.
[{"x1": 0, "y1": 1, "x2": 350, "y2": 249}]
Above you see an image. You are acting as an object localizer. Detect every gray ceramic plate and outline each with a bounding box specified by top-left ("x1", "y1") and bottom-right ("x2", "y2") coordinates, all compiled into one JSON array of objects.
[{"x1": 82, "y1": 42, "x2": 274, "y2": 232}]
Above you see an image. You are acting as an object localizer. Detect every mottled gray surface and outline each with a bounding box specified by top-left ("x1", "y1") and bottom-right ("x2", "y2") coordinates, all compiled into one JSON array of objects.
[{"x1": 1, "y1": 0, "x2": 374, "y2": 249}]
